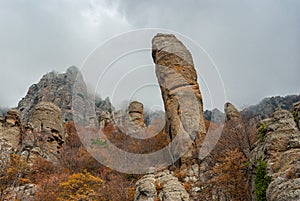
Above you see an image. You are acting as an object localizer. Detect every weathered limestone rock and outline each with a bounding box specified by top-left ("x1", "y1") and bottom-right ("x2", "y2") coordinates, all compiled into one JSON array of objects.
[
  {"x1": 5, "y1": 109, "x2": 21, "y2": 127},
  {"x1": 152, "y1": 33, "x2": 205, "y2": 165},
  {"x1": 224, "y1": 102, "x2": 250, "y2": 157},
  {"x1": 4, "y1": 184, "x2": 37, "y2": 201},
  {"x1": 251, "y1": 109, "x2": 300, "y2": 201},
  {"x1": 18, "y1": 66, "x2": 113, "y2": 127},
  {"x1": 21, "y1": 102, "x2": 64, "y2": 163},
  {"x1": 134, "y1": 170, "x2": 190, "y2": 201},
  {"x1": 31, "y1": 102, "x2": 63, "y2": 135},
  {"x1": 204, "y1": 108, "x2": 225, "y2": 123},
  {"x1": 224, "y1": 102, "x2": 241, "y2": 121},
  {"x1": 293, "y1": 101, "x2": 300, "y2": 129},
  {"x1": 3, "y1": 109, "x2": 21, "y2": 148},
  {"x1": 17, "y1": 66, "x2": 91, "y2": 123},
  {"x1": 128, "y1": 101, "x2": 145, "y2": 128},
  {"x1": 99, "y1": 111, "x2": 113, "y2": 128},
  {"x1": 0, "y1": 109, "x2": 22, "y2": 181}
]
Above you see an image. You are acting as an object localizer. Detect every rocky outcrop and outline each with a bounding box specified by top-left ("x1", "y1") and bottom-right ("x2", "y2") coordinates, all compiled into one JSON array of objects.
[
  {"x1": 204, "y1": 108, "x2": 225, "y2": 123},
  {"x1": 18, "y1": 66, "x2": 113, "y2": 127},
  {"x1": 241, "y1": 95, "x2": 300, "y2": 121},
  {"x1": 152, "y1": 33, "x2": 205, "y2": 165},
  {"x1": 207, "y1": 102, "x2": 250, "y2": 161},
  {"x1": 3, "y1": 109, "x2": 21, "y2": 148},
  {"x1": 4, "y1": 184, "x2": 36, "y2": 201},
  {"x1": 17, "y1": 66, "x2": 89, "y2": 123},
  {"x1": 224, "y1": 102, "x2": 240, "y2": 121},
  {"x1": 31, "y1": 102, "x2": 64, "y2": 136},
  {"x1": 134, "y1": 170, "x2": 190, "y2": 201},
  {"x1": 113, "y1": 101, "x2": 146, "y2": 138},
  {"x1": 128, "y1": 101, "x2": 145, "y2": 129},
  {"x1": 224, "y1": 102, "x2": 250, "y2": 157},
  {"x1": 241, "y1": 95, "x2": 300, "y2": 146},
  {"x1": 99, "y1": 111, "x2": 113, "y2": 128},
  {"x1": 97, "y1": 97, "x2": 114, "y2": 128},
  {"x1": 0, "y1": 109, "x2": 22, "y2": 169},
  {"x1": 134, "y1": 34, "x2": 205, "y2": 201},
  {"x1": 293, "y1": 101, "x2": 300, "y2": 129},
  {"x1": 21, "y1": 102, "x2": 64, "y2": 163},
  {"x1": 251, "y1": 109, "x2": 300, "y2": 201}
]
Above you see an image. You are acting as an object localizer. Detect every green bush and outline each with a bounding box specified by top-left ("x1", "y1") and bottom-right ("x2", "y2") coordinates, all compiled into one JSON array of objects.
[
  {"x1": 258, "y1": 124, "x2": 267, "y2": 141},
  {"x1": 292, "y1": 111, "x2": 299, "y2": 125},
  {"x1": 255, "y1": 159, "x2": 271, "y2": 201}
]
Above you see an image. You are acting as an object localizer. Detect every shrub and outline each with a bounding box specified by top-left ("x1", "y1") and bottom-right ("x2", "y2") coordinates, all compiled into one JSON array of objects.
[
  {"x1": 34, "y1": 173, "x2": 68, "y2": 201},
  {"x1": 0, "y1": 154, "x2": 30, "y2": 197},
  {"x1": 58, "y1": 171, "x2": 105, "y2": 201},
  {"x1": 258, "y1": 124, "x2": 267, "y2": 141},
  {"x1": 292, "y1": 111, "x2": 299, "y2": 125},
  {"x1": 206, "y1": 148, "x2": 248, "y2": 200},
  {"x1": 255, "y1": 159, "x2": 271, "y2": 201}
]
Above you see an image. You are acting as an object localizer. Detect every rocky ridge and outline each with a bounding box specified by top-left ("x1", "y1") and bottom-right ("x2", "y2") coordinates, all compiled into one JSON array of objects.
[
  {"x1": 251, "y1": 109, "x2": 300, "y2": 201},
  {"x1": 17, "y1": 66, "x2": 113, "y2": 125}
]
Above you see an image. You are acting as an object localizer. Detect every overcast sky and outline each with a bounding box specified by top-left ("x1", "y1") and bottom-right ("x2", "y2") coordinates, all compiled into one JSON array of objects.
[{"x1": 0, "y1": 0, "x2": 299, "y2": 111}]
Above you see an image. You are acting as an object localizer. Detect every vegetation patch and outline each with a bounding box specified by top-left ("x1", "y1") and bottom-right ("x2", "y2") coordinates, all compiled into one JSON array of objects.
[
  {"x1": 292, "y1": 110, "x2": 299, "y2": 125},
  {"x1": 255, "y1": 159, "x2": 271, "y2": 201},
  {"x1": 91, "y1": 138, "x2": 107, "y2": 147},
  {"x1": 258, "y1": 123, "x2": 267, "y2": 141}
]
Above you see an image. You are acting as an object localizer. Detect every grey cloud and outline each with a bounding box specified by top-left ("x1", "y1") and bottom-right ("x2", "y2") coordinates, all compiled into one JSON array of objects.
[
  {"x1": 0, "y1": 0, "x2": 299, "y2": 111},
  {"x1": 112, "y1": 0, "x2": 300, "y2": 109}
]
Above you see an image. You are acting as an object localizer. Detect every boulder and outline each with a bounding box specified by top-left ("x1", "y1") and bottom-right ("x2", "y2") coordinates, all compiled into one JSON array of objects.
[{"x1": 134, "y1": 170, "x2": 190, "y2": 201}]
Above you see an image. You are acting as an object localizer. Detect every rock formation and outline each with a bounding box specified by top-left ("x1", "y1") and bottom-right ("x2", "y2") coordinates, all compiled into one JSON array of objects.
[
  {"x1": 128, "y1": 101, "x2": 145, "y2": 129},
  {"x1": 224, "y1": 102, "x2": 250, "y2": 157},
  {"x1": 134, "y1": 170, "x2": 190, "y2": 201},
  {"x1": 134, "y1": 33, "x2": 206, "y2": 201},
  {"x1": 251, "y1": 109, "x2": 300, "y2": 201},
  {"x1": 4, "y1": 184, "x2": 37, "y2": 201},
  {"x1": 17, "y1": 66, "x2": 91, "y2": 123},
  {"x1": 206, "y1": 102, "x2": 250, "y2": 161},
  {"x1": 0, "y1": 109, "x2": 22, "y2": 170},
  {"x1": 203, "y1": 108, "x2": 225, "y2": 123},
  {"x1": 241, "y1": 95, "x2": 300, "y2": 146},
  {"x1": 3, "y1": 109, "x2": 21, "y2": 148},
  {"x1": 99, "y1": 111, "x2": 113, "y2": 128},
  {"x1": 20, "y1": 102, "x2": 64, "y2": 163},
  {"x1": 152, "y1": 33, "x2": 205, "y2": 165},
  {"x1": 293, "y1": 101, "x2": 300, "y2": 129},
  {"x1": 31, "y1": 102, "x2": 64, "y2": 136}
]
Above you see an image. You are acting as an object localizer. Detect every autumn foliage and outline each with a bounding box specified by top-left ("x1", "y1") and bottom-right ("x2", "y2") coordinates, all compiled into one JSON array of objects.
[
  {"x1": 204, "y1": 148, "x2": 248, "y2": 201},
  {"x1": 0, "y1": 154, "x2": 30, "y2": 199},
  {"x1": 32, "y1": 121, "x2": 137, "y2": 201}
]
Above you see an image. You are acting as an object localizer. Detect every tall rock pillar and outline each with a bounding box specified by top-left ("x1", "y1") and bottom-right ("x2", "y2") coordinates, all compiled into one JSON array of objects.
[{"x1": 152, "y1": 33, "x2": 205, "y2": 165}]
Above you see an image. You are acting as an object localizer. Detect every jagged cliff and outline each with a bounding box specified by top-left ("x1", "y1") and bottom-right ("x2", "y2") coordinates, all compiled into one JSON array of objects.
[{"x1": 17, "y1": 66, "x2": 113, "y2": 125}]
